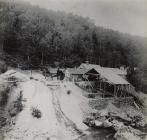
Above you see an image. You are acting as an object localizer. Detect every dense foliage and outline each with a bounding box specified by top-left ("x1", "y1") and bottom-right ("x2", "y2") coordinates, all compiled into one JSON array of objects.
[{"x1": 0, "y1": 1, "x2": 147, "y2": 92}]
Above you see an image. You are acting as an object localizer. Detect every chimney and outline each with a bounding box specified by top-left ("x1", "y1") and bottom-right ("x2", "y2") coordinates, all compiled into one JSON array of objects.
[{"x1": 85, "y1": 61, "x2": 89, "y2": 65}]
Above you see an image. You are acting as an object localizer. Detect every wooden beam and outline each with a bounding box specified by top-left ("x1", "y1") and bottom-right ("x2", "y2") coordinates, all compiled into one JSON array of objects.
[
  {"x1": 114, "y1": 85, "x2": 116, "y2": 97},
  {"x1": 85, "y1": 73, "x2": 99, "y2": 76}
]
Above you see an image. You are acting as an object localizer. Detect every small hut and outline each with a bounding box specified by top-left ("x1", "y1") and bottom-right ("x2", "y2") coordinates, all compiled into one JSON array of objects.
[
  {"x1": 64, "y1": 68, "x2": 87, "y2": 82},
  {"x1": 46, "y1": 68, "x2": 64, "y2": 80}
]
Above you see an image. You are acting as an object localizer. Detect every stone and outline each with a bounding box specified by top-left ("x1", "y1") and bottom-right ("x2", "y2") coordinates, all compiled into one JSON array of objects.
[{"x1": 94, "y1": 120, "x2": 103, "y2": 127}]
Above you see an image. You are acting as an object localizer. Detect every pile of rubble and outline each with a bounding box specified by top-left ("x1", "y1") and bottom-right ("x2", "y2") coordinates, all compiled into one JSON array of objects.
[{"x1": 84, "y1": 102, "x2": 147, "y2": 140}]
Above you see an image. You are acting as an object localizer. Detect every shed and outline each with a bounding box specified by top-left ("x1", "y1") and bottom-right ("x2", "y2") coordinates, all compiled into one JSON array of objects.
[
  {"x1": 65, "y1": 68, "x2": 87, "y2": 81},
  {"x1": 85, "y1": 68, "x2": 129, "y2": 85},
  {"x1": 46, "y1": 68, "x2": 64, "y2": 80},
  {"x1": 84, "y1": 67, "x2": 131, "y2": 97}
]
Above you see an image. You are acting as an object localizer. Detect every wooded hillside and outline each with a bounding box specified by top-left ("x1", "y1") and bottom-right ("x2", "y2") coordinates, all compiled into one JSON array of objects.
[{"x1": 0, "y1": 1, "x2": 147, "y2": 92}]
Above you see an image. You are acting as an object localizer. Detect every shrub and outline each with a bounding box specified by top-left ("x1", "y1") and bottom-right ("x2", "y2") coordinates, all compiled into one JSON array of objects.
[
  {"x1": 13, "y1": 82, "x2": 17, "y2": 87},
  {"x1": 31, "y1": 107, "x2": 42, "y2": 118},
  {"x1": 0, "y1": 62, "x2": 7, "y2": 74},
  {"x1": 8, "y1": 91, "x2": 24, "y2": 117},
  {"x1": 67, "y1": 90, "x2": 71, "y2": 95},
  {"x1": 30, "y1": 77, "x2": 34, "y2": 80},
  {"x1": 88, "y1": 94, "x2": 95, "y2": 98},
  {"x1": 0, "y1": 117, "x2": 7, "y2": 127},
  {"x1": 0, "y1": 87, "x2": 10, "y2": 107}
]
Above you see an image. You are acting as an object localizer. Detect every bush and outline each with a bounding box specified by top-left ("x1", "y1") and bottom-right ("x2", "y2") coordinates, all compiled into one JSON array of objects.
[
  {"x1": 30, "y1": 77, "x2": 34, "y2": 80},
  {"x1": 88, "y1": 94, "x2": 95, "y2": 98},
  {"x1": 0, "y1": 87, "x2": 10, "y2": 107},
  {"x1": 31, "y1": 107, "x2": 42, "y2": 118},
  {"x1": 0, "y1": 62, "x2": 7, "y2": 74},
  {"x1": 13, "y1": 82, "x2": 17, "y2": 87},
  {"x1": 67, "y1": 90, "x2": 71, "y2": 95},
  {"x1": 8, "y1": 91, "x2": 24, "y2": 117}
]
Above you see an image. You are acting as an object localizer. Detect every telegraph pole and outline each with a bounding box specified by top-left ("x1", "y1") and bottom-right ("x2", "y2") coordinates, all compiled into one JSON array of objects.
[{"x1": 99, "y1": 40, "x2": 101, "y2": 66}]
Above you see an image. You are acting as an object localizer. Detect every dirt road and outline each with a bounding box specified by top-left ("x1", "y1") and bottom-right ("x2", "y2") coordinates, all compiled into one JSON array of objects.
[{"x1": 2, "y1": 80, "x2": 85, "y2": 140}]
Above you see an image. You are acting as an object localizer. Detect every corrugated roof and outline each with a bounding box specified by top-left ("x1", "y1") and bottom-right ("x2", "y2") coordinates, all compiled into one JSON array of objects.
[
  {"x1": 79, "y1": 63, "x2": 101, "y2": 70},
  {"x1": 48, "y1": 68, "x2": 87, "y2": 75},
  {"x1": 95, "y1": 67, "x2": 129, "y2": 85},
  {"x1": 67, "y1": 68, "x2": 87, "y2": 75},
  {"x1": 80, "y1": 63, "x2": 127, "y2": 76},
  {"x1": 48, "y1": 68, "x2": 64, "y2": 74},
  {"x1": 80, "y1": 63, "x2": 129, "y2": 85},
  {"x1": 104, "y1": 67, "x2": 127, "y2": 75}
]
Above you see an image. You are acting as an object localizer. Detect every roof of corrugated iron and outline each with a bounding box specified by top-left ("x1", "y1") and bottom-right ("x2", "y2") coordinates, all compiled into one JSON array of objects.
[
  {"x1": 80, "y1": 63, "x2": 129, "y2": 85},
  {"x1": 79, "y1": 63, "x2": 127, "y2": 75},
  {"x1": 67, "y1": 68, "x2": 87, "y2": 75}
]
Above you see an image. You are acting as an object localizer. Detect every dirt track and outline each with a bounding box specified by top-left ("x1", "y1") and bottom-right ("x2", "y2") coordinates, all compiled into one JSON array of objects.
[
  {"x1": 0, "y1": 79, "x2": 86, "y2": 140},
  {"x1": 52, "y1": 89, "x2": 83, "y2": 137}
]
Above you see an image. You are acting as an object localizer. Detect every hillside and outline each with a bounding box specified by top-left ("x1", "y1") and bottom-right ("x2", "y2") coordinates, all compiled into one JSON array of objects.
[
  {"x1": 0, "y1": 0, "x2": 147, "y2": 92},
  {"x1": 0, "y1": 70, "x2": 147, "y2": 140}
]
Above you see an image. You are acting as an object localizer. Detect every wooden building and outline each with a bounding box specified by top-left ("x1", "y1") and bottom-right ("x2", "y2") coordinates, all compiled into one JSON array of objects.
[
  {"x1": 84, "y1": 68, "x2": 131, "y2": 97},
  {"x1": 79, "y1": 63, "x2": 127, "y2": 79},
  {"x1": 64, "y1": 68, "x2": 87, "y2": 82},
  {"x1": 79, "y1": 63, "x2": 133, "y2": 97}
]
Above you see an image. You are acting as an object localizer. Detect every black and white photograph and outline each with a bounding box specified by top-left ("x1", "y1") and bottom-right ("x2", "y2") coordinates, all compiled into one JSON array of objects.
[{"x1": 0, "y1": 0, "x2": 147, "y2": 139}]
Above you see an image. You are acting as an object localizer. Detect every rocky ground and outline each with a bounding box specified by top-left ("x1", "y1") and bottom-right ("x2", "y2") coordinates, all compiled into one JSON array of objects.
[{"x1": 84, "y1": 100, "x2": 147, "y2": 140}]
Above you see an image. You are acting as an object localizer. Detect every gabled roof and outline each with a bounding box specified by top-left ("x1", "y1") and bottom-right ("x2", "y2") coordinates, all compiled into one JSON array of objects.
[
  {"x1": 67, "y1": 68, "x2": 87, "y2": 75},
  {"x1": 79, "y1": 63, "x2": 127, "y2": 75},
  {"x1": 86, "y1": 67, "x2": 129, "y2": 85},
  {"x1": 79, "y1": 63, "x2": 101, "y2": 70},
  {"x1": 104, "y1": 67, "x2": 127, "y2": 75},
  {"x1": 80, "y1": 63, "x2": 129, "y2": 85},
  {"x1": 48, "y1": 68, "x2": 64, "y2": 74},
  {"x1": 98, "y1": 68, "x2": 129, "y2": 85}
]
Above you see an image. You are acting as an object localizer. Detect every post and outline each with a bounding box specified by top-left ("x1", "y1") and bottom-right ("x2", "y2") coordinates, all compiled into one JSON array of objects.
[
  {"x1": 103, "y1": 82, "x2": 106, "y2": 98},
  {"x1": 31, "y1": 69, "x2": 32, "y2": 77},
  {"x1": 116, "y1": 85, "x2": 118, "y2": 97},
  {"x1": 114, "y1": 85, "x2": 116, "y2": 97},
  {"x1": 27, "y1": 55, "x2": 30, "y2": 70},
  {"x1": 41, "y1": 51, "x2": 44, "y2": 65},
  {"x1": 100, "y1": 81, "x2": 102, "y2": 90},
  {"x1": 44, "y1": 69, "x2": 46, "y2": 79}
]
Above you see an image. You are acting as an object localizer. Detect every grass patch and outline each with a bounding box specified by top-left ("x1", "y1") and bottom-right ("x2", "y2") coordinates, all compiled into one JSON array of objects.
[{"x1": 31, "y1": 107, "x2": 42, "y2": 118}]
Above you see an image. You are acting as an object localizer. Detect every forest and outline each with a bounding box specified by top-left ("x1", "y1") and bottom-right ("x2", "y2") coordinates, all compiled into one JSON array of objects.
[{"x1": 0, "y1": 1, "x2": 147, "y2": 92}]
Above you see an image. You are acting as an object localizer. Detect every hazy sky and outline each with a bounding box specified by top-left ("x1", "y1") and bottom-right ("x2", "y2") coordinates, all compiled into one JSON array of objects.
[{"x1": 19, "y1": 0, "x2": 147, "y2": 37}]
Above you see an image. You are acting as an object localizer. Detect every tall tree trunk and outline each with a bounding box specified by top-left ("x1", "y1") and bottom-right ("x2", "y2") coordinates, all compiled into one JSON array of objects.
[{"x1": 41, "y1": 51, "x2": 44, "y2": 65}]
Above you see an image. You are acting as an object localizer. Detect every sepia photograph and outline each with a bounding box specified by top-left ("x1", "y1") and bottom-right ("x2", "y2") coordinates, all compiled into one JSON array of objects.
[{"x1": 0, "y1": 0, "x2": 147, "y2": 139}]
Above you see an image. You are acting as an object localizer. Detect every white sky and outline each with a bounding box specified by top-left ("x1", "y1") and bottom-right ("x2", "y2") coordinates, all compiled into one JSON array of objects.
[{"x1": 19, "y1": 0, "x2": 147, "y2": 37}]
